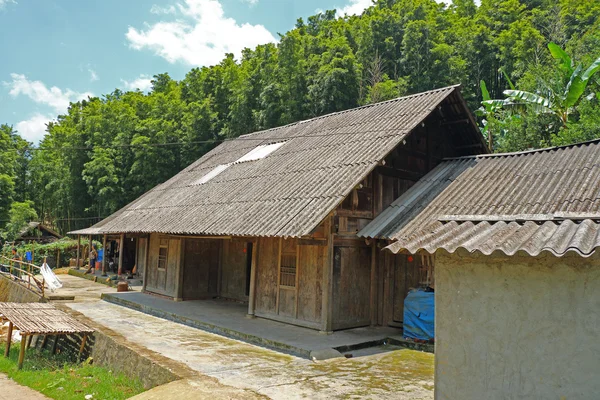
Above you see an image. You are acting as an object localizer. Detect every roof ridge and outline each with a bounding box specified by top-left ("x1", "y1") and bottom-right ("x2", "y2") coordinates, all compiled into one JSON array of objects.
[
  {"x1": 443, "y1": 138, "x2": 600, "y2": 161},
  {"x1": 238, "y1": 85, "x2": 461, "y2": 139}
]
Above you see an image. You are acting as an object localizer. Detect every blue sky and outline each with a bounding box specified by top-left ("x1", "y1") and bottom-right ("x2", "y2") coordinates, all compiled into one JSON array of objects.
[{"x1": 0, "y1": 0, "x2": 445, "y2": 143}]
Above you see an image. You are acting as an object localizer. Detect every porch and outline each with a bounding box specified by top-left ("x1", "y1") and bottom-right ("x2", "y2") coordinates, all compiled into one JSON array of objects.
[{"x1": 100, "y1": 291, "x2": 420, "y2": 359}]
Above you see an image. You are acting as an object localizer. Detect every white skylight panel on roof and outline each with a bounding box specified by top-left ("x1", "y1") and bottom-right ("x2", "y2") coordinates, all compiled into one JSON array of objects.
[
  {"x1": 235, "y1": 142, "x2": 285, "y2": 163},
  {"x1": 195, "y1": 163, "x2": 230, "y2": 185}
]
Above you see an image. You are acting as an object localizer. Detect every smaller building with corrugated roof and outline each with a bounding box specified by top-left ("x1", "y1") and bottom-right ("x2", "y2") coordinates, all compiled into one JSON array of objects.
[{"x1": 360, "y1": 139, "x2": 600, "y2": 398}]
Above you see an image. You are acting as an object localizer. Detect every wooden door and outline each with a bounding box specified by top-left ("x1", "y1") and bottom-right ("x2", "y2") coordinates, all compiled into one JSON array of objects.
[
  {"x1": 182, "y1": 239, "x2": 220, "y2": 300},
  {"x1": 277, "y1": 238, "x2": 298, "y2": 318},
  {"x1": 332, "y1": 245, "x2": 371, "y2": 330}
]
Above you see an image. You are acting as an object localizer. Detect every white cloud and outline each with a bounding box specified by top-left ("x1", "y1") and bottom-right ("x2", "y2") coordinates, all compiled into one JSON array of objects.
[
  {"x1": 15, "y1": 113, "x2": 52, "y2": 144},
  {"x1": 126, "y1": 0, "x2": 277, "y2": 66},
  {"x1": 336, "y1": 0, "x2": 372, "y2": 16},
  {"x1": 150, "y1": 4, "x2": 176, "y2": 14},
  {"x1": 0, "y1": 0, "x2": 16, "y2": 10},
  {"x1": 121, "y1": 74, "x2": 153, "y2": 92},
  {"x1": 241, "y1": 0, "x2": 258, "y2": 6},
  {"x1": 88, "y1": 68, "x2": 99, "y2": 82},
  {"x1": 6, "y1": 73, "x2": 92, "y2": 113}
]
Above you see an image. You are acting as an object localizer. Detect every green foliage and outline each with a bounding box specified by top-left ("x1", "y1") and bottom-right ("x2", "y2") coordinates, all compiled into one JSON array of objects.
[
  {"x1": 0, "y1": 343, "x2": 144, "y2": 400},
  {"x1": 479, "y1": 40, "x2": 600, "y2": 150},
  {"x1": 2, "y1": 201, "x2": 37, "y2": 241},
  {"x1": 1, "y1": 0, "x2": 599, "y2": 227}
]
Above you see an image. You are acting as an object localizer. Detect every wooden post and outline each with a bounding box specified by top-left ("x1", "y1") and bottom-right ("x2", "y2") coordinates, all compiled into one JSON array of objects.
[
  {"x1": 142, "y1": 236, "x2": 150, "y2": 292},
  {"x1": 31, "y1": 242, "x2": 35, "y2": 267},
  {"x1": 26, "y1": 335, "x2": 33, "y2": 350},
  {"x1": 321, "y1": 215, "x2": 334, "y2": 333},
  {"x1": 78, "y1": 334, "x2": 88, "y2": 361},
  {"x1": 247, "y1": 240, "x2": 258, "y2": 317},
  {"x1": 40, "y1": 335, "x2": 48, "y2": 350},
  {"x1": 118, "y1": 233, "x2": 125, "y2": 276},
  {"x1": 370, "y1": 242, "x2": 378, "y2": 326},
  {"x1": 76, "y1": 235, "x2": 81, "y2": 269},
  {"x1": 88, "y1": 235, "x2": 93, "y2": 270},
  {"x1": 175, "y1": 239, "x2": 184, "y2": 301},
  {"x1": 4, "y1": 322, "x2": 13, "y2": 357},
  {"x1": 56, "y1": 248, "x2": 60, "y2": 269},
  {"x1": 101, "y1": 235, "x2": 107, "y2": 276},
  {"x1": 51, "y1": 335, "x2": 59, "y2": 355},
  {"x1": 18, "y1": 335, "x2": 26, "y2": 369},
  {"x1": 275, "y1": 238, "x2": 283, "y2": 314}
]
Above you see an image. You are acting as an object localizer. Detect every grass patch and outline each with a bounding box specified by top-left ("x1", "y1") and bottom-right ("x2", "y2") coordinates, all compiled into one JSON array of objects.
[{"x1": 0, "y1": 343, "x2": 145, "y2": 400}]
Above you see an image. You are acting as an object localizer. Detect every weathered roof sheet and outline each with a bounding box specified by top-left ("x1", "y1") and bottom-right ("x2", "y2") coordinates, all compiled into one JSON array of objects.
[
  {"x1": 0, "y1": 302, "x2": 94, "y2": 335},
  {"x1": 359, "y1": 139, "x2": 600, "y2": 257},
  {"x1": 18, "y1": 222, "x2": 62, "y2": 239},
  {"x1": 72, "y1": 85, "x2": 479, "y2": 237}
]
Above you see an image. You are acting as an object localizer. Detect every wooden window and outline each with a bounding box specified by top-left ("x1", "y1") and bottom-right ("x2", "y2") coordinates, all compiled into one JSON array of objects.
[
  {"x1": 279, "y1": 249, "x2": 297, "y2": 288},
  {"x1": 158, "y1": 238, "x2": 168, "y2": 270}
]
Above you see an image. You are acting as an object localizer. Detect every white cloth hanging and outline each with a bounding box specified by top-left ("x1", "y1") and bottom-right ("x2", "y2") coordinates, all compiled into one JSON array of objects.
[{"x1": 40, "y1": 262, "x2": 63, "y2": 292}]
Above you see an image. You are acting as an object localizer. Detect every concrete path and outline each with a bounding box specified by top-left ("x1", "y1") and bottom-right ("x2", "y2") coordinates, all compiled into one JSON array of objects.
[
  {"x1": 103, "y1": 291, "x2": 402, "y2": 358},
  {"x1": 54, "y1": 273, "x2": 434, "y2": 399},
  {"x1": 0, "y1": 373, "x2": 50, "y2": 400},
  {"x1": 68, "y1": 300, "x2": 434, "y2": 399}
]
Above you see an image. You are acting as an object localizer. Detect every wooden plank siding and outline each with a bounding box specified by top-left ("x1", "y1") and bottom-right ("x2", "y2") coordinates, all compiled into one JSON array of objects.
[
  {"x1": 145, "y1": 233, "x2": 181, "y2": 298},
  {"x1": 220, "y1": 238, "x2": 250, "y2": 301}
]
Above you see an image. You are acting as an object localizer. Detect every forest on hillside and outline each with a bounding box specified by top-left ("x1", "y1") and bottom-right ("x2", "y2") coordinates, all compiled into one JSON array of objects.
[{"x1": 1, "y1": 0, "x2": 599, "y2": 236}]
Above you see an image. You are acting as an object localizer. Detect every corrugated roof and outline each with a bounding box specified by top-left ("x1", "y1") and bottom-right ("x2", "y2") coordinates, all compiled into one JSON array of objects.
[
  {"x1": 360, "y1": 139, "x2": 600, "y2": 257},
  {"x1": 72, "y1": 85, "x2": 476, "y2": 237}
]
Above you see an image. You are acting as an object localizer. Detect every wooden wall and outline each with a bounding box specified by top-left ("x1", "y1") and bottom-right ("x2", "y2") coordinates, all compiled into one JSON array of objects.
[
  {"x1": 377, "y1": 251, "x2": 423, "y2": 327},
  {"x1": 136, "y1": 237, "x2": 148, "y2": 278},
  {"x1": 254, "y1": 236, "x2": 325, "y2": 329},
  {"x1": 220, "y1": 238, "x2": 250, "y2": 301},
  {"x1": 181, "y1": 239, "x2": 220, "y2": 300},
  {"x1": 331, "y1": 243, "x2": 371, "y2": 330},
  {"x1": 145, "y1": 233, "x2": 181, "y2": 298}
]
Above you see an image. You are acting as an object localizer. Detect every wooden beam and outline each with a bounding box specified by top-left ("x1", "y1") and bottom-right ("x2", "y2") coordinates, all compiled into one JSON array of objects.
[
  {"x1": 370, "y1": 242, "x2": 378, "y2": 326},
  {"x1": 118, "y1": 233, "x2": 125, "y2": 275},
  {"x1": 275, "y1": 238, "x2": 282, "y2": 315},
  {"x1": 76, "y1": 235, "x2": 81, "y2": 269},
  {"x1": 294, "y1": 244, "x2": 300, "y2": 319},
  {"x1": 375, "y1": 166, "x2": 425, "y2": 182},
  {"x1": 142, "y1": 236, "x2": 150, "y2": 292},
  {"x1": 26, "y1": 335, "x2": 32, "y2": 350},
  {"x1": 321, "y1": 215, "x2": 334, "y2": 333},
  {"x1": 40, "y1": 335, "x2": 48, "y2": 351},
  {"x1": 247, "y1": 240, "x2": 258, "y2": 317},
  {"x1": 18, "y1": 335, "x2": 26, "y2": 369},
  {"x1": 440, "y1": 118, "x2": 469, "y2": 126},
  {"x1": 78, "y1": 334, "x2": 88, "y2": 361},
  {"x1": 217, "y1": 239, "x2": 223, "y2": 297},
  {"x1": 101, "y1": 235, "x2": 107, "y2": 276},
  {"x1": 51, "y1": 335, "x2": 59, "y2": 355},
  {"x1": 88, "y1": 235, "x2": 92, "y2": 269},
  {"x1": 175, "y1": 239, "x2": 185, "y2": 301},
  {"x1": 4, "y1": 322, "x2": 13, "y2": 357}
]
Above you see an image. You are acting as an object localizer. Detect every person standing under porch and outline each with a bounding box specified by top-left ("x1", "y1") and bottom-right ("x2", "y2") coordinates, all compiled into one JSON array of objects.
[{"x1": 86, "y1": 245, "x2": 98, "y2": 274}]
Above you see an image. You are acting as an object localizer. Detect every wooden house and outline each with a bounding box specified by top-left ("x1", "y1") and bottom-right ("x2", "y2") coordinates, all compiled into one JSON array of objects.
[
  {"x1": 71, "y1": 85, "x2": 487, "y2": 332},
  {"x1": 16, "y1": 222, "x2": 62, "y2": 244},
  {"x1": 359, "y1": 140, "x2": 600, "y2": 397}
]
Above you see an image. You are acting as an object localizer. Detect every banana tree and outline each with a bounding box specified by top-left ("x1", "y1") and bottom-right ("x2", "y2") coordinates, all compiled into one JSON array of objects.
[{"x1": 483, "y1": 42, "x2": 600, "y2": 128}]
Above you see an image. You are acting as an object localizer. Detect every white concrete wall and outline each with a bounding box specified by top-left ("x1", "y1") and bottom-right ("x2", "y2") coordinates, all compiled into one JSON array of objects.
[{"x1": 435, "y1": 249, "x2": 600, "y2": 400}]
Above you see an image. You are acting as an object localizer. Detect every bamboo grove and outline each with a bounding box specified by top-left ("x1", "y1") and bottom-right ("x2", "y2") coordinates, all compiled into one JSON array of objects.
[{"x1": 1, "y1": 0, "x2": 599, "y2": 235}]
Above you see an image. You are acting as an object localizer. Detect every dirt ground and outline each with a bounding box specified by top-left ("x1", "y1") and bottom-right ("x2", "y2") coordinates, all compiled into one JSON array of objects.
[{"x1": 0, "y1": 373, "x2": 50, "y2": 400}]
